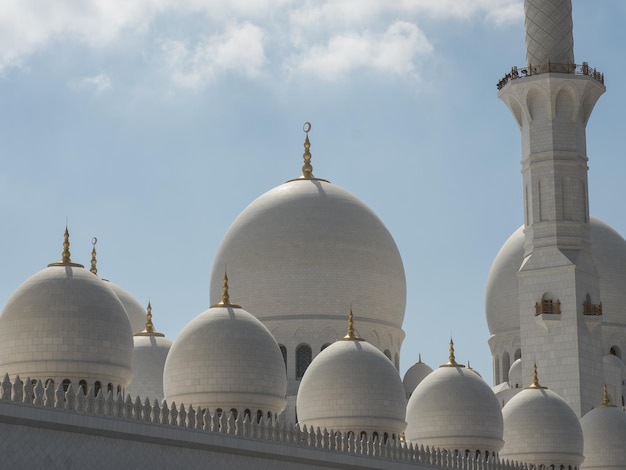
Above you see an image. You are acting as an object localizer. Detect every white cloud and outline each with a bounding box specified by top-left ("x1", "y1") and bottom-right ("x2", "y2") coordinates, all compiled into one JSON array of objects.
[
  {"x1": 0, "y1": 0, "x2": 522, "y2": 83},
  {"x1": 68, "y1": 74, "x2": 113, "y2": 94},
  {"x1": 161, "y1": 22, "x2": 266, "y2": 89},
  {"x1": 289, "y1": 0, "x2": 523, "y2": 30},
  {"x1": 293, "y1": 21, "x2": 432, "y2": 82}
]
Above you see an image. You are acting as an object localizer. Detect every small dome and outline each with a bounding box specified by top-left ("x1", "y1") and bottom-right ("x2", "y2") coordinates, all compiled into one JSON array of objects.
[
  {"x1": 296, "y1": 313, "x2": 406, "y2": 436},
  {"x1": 581, "y1": 388, "x2": 626, "y2": 469},
  {"x1": 405, "y1": 342, "x2": 503, "y2": 455},
  {"x1": 87, "y1": 239, "x2": 147, "y2": 334},
  {"x1": 125, "y1": 303, "x2": 172, "y2": 402},
  {"x1": 500, "y1": 368, "x2": 583, "y2": 467},
  {"x1": 163, "y1": 276, "x2": 287, "y2": 415},
  {"x1": 106, "y1": 281, "x2": 148, "y2": 334},
  {"x1": 508, "y1": 358, "x2": 522, "y2": 388},
  {"x1": 0, "y1": 230, "x2": 134, "y2": 390},
  {"x1": 402, "y1": 355, "x2": 433, "y2": 397}
]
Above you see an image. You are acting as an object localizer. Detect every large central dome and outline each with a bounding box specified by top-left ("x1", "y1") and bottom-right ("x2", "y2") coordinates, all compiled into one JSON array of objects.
[
  {"x1": 210, "y1": 178, "x2": 406, "y2": 330},
  {"x1": 209, "y1": 130, "x2": 406, "y2": 423}
]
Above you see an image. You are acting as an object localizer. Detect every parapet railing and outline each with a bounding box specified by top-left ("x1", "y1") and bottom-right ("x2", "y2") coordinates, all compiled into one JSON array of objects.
[
  {"x1": 497, "y1": 62, "x2": 604, "y2": 90},
  {"x1": 0, "y1": 374, "x2": 559, "y2": 470}
]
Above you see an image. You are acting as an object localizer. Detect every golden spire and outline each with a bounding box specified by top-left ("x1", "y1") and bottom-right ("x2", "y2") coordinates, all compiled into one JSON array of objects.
[
  {"x1": 210, "y1": 271, "x2": 241, "y2": 308},
  {"x1": 48, "y1": 226, "x2": 84, "y2": 268},
  {"x1": 598, "y1": 384, "x2": 616, "y2": 408},
  {"x1": 339, "y1": 307, "x2": 364, "y2": 341},
  {"x1": 134, "y1": 301, "x2": 165, "y2": 337},
  {"x1": 90, "y1": 237, "x2": 98, "y2": 275},
  {"x1": 441, "y1": 338, "x2": 464, "y2": 367},
  {"x1": 527, "y1": 362, "x2": 547, "y2": 389},
  {"x1": 286, "y1": 122, "x2": 329, "y2": 183},
  {"x1": 302, "y1": 122, "x2": 313, "y2": 179}
]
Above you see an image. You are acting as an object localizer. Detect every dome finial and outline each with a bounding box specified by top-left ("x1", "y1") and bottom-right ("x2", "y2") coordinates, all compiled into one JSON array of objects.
[
  {"x1": 90, "y1": 237, "x2": 98, "y2": 275},
  {"x1": 418, "y1": 353, "x2": 422, "y2": 363},
  {"x1": 527, "y1": 362, "x2": 547, "y2": 389},
  {"x1": 302, "y1": 122, "x2": 314, "y2": 179},
  {"x1": 441, "y1": 337, "x2": 464, "y2": 367},
  {"x1": 134, "y1": 301, "x2": 165, "y2": 337},
  {"x1": 48, "y1": 226, "x2": 84, "y2": 268},
  {"x1": 339, "y1": 306, "x2": 364, "y2": 341},
  {"x1": 598, "y1": 384, "x2": 616, "y2": 408},
  {"x1": 286, "y1": 122, "x2": 330, "y2": 183},
  {"x1": 210, "y1": 270, "x2": 242, "y2": 308}
]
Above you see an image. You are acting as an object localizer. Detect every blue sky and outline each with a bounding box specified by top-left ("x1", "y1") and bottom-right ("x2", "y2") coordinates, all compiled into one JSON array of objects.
[{"x1": 0, "y1": 0, "x2": 624, "y2": 382}]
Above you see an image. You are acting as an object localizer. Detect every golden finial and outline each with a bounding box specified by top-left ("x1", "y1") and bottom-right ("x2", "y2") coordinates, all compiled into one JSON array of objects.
[
  {"x1": 598, "y1": 384, "x2": 616, "y2": 408},
  {"x1": 467, "y1": 360, "x2": 472, "y2": 369},
  {"x1": 441, "y1": 338, "x2": 464, "y2": 367},
  {"x1": 90, "y1": 237, "x2": 98, "y2": 275},
  {"x1": 339, "y1": 307, "x2": 364, "y2": 341},
  {"x1": 48, "y1": 226, "x2": 84, "y2": 268},
  {"x1": 134, "y1": 301, "x2": 165, "y2": 337},
  {"x1": 527, "y1": 362, "x2": 547, "y2": 389},
  {"x1": 286, "y1": 122, "x2": 329, "y2": 183},
  {"x1": 210, "y1": 271, "x2": 241, "y2": 308},
  {"x1": 302, "y1": 122, "x2": 313, "y2": 179}
]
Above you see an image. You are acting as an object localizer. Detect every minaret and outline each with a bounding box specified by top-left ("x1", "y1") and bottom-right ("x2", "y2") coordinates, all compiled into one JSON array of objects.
[{"x1": 498, "y1": 0, "x2": 605, "y2": 416}]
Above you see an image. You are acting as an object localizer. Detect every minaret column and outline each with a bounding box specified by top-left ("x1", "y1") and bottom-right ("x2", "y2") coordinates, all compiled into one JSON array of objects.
[{"x1": 496, "y1": 0, "x2": 606, "y2": 417}]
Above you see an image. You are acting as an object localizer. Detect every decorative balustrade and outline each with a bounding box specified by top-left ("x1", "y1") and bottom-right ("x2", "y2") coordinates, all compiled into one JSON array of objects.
[
  {"x1": 535, "y1": 299, "x2": 561, "y2": 316},
  {"x1": 497, "y1": 62, "x2": 604, "y2": 90},
  {"x1": 0, "y1": 373, "x2": 564, "y2": 470}
]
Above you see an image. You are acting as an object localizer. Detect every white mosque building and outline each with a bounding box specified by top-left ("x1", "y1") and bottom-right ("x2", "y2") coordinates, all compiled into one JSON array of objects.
[{"x1": 0, "y1": 1, "x2": 625, "y2": 468}]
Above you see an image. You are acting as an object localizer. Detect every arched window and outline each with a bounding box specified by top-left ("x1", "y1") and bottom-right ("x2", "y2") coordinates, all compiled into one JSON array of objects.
[
  {"x1": 502, "y1": 351, "x2": 511, "y2": 382},
  {"x1": 384, "y1": 349, "x2": 392, "y2": 360},
  {"x1": 107, "y1": 383, "x2": 113, "y2": 394},
  {"x1": 229, "y1": 408, "x2": 238, "y2": 419},
  {"x1": 62, "y1": 379, "x2": 71, "y2": 392},
  {"x1": 279, "y1": 344, "x2": 287, "y2": 369},
  {"x1": 610, "y1": 345, "x2": 622, "y2": 359},
  {"x1": 514, "y1": 349, "x2": 521, "y2": 361},
  {"x1": 79, "y1": 380, "x2": 88, "y2": 395},
  {"x1": 257, "y1": 410, "x2": 263, "y2": 423},
  {"x1": 95, "y1": 381, "x2": 102, "y2": 397},
  {"x1": 45, "y1": 379, "x2": 54, "y2": 390},
  {"x1": 244, "y1": 409, "x2": 251, "y2": 421},
  {"x1": 296, "y1": 344, "x2": 312, "y2": 380}
]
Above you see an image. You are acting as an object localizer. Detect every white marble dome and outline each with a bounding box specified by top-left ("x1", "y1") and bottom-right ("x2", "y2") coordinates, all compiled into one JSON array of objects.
[
  {"x1": 405, "y1": 347, "x2": 503, "y2": 455},
  {"x1": 209, "y1": 174, "x2": 406, "y2": 366},
  {"x1": 163, "y1": 286, "x2": 287, "y2": 416},
  {"x1": 500, "y1": 378, "x2": 584, "y2": 467},
  {"x1": 402, "y1": 356, "x2": 433, "y2": 397},
  {"x1": 106, "y1": 281, "x2": 148, "y2": 334},
  {"x1": 126, "y1": 304, "x2": 172, "y2": 403},
  {"x1": 581, "y1": 392, "x2": 626, "y2": 469},
  {"x1": 296, "y1": 321, "x2": 406, "y2": 437},
  {"x1": 486, "y1": 217, "x2": 626, "y2": 337},
  {"x1": 0, "y1": 234, "x2": 134, "y2": 391}
]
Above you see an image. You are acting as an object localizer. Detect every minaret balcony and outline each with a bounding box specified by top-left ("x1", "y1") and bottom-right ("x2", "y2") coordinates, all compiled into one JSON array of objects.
[
  {"x1": 497, "y1": 62, "x2": 604, "y2": 90},
  {"x1": 583, "y1": 295, "x2": 602, "y2": 331},
  {"x1": 534, "y1": 299, "x2": 561, "y2": 333}
]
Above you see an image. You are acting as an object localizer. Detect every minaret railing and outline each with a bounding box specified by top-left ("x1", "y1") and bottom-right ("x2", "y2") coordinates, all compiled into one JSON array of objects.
[{"x1": 497, "y1": 61, "x2": 604, "y2": 90}]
